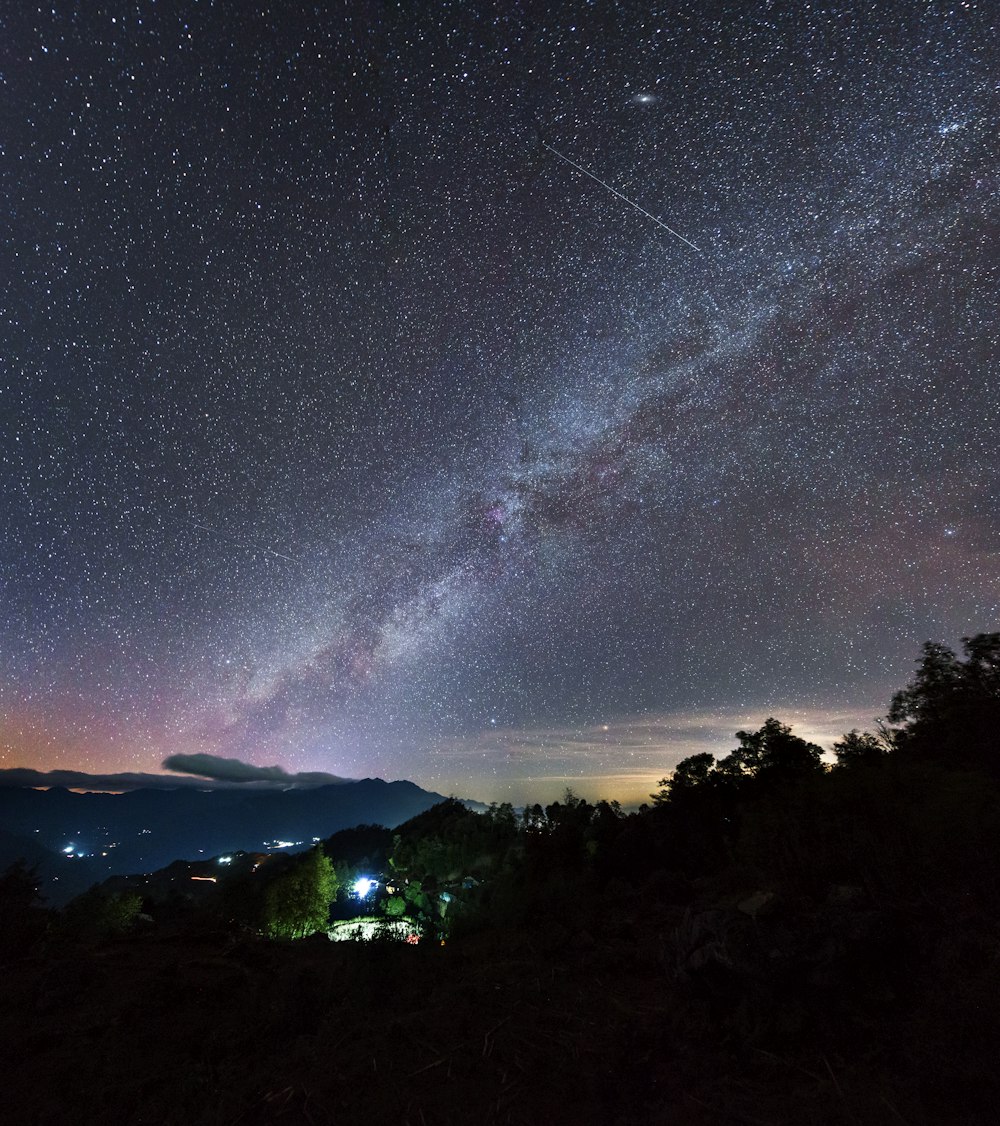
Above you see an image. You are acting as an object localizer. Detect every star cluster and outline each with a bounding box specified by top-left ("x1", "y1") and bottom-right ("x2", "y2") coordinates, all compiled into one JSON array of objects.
[{"x1": 2, "y1": 2, "x2": 997, "y2": 802}]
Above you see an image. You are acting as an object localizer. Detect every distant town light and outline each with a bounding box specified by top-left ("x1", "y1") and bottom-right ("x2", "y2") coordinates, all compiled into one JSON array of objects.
[{"x1": 218, "y1": 855, "x2": 233, "y2": 865}]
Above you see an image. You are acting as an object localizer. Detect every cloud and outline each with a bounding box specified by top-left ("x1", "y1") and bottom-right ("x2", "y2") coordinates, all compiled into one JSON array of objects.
[
  {"x1": 0, "y1": 756, "x2": 353, "y2": 792},
  {"x1": 0, "y1": 767, "x2": 224, "y2": 791},
  {"x1": 162, "y1": 752, "x2": 351, "y2": 786}
]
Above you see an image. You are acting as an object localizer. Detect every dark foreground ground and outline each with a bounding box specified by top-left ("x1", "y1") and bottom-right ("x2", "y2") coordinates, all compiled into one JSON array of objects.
[{"x1": 5, "y1": 889, "x2": 1000, "y2": 1126}]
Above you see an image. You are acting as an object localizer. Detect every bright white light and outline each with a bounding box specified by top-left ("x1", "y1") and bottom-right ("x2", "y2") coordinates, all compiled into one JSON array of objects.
[
  {"x1": 353, "y1": 877, "x2": 376, "y2": 898},
  {"x1": 218, "y1": 855, "x2": 233, "y2": 865},
  {"x1": 62, "y1": 846, "x2": 74, "y2": 854}
]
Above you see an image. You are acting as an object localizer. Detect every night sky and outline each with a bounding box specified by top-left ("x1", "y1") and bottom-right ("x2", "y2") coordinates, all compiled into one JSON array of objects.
[{"x1": 2, "y1": 1, "x2": 998, "y2": 804}]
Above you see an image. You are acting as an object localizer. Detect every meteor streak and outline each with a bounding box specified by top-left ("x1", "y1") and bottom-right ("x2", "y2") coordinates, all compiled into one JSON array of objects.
[
  {"x1": 181, "y1": 520, "x2": 300, "y2": 563},
  {"x1": 543, "y1": 142, "x2": 702, "y2": 253}
]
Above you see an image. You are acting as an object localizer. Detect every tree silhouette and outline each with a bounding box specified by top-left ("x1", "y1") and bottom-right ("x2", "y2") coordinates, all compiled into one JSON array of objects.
[
  {"x1": 715, "y1": 717, "x2": 824, "y2": 782},
  {"x1": 888, "y1": 633, "x2": 1000, "y2": 771},
  {"x1": 832, "y1": 729, "x2": 888, "y2": 766},
  {"x1": 652, "y1": 752, "x2": 715, "y2": 804}
]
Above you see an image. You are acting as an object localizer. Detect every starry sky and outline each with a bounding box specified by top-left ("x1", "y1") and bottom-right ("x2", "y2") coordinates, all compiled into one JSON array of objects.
[{"x1": 2, "y1": 1, "x2": 998, "y2": 804}]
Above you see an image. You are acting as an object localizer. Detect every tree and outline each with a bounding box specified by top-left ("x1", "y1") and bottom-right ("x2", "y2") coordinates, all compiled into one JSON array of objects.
[
  {"x1": 888, "y1": 633, "x2": 1000, "y2": 772},
  {"x1": 652, "y1": 721, "x2": 823, "y2": 806},
  {"x1": 384, "y1": 895, "x2": 408, "y2": 917},
  {"x1": 544, "y1": 789, "x2": 594, "y2": 830},
  {"x1": 263, "y1": 846, "x2": 338, "y2": 939},
  {"x1": 652, "y1": 752, "x2": 716, "y2": 804},
  {"x1": 63, "y1": 886, "x2": 142, "y2": 942},
  {"x1": 715, "y1": 717, "x2": 824, "y2": 782},
  {"x1": 522, "y1": 803, "x2": 546, "y2": 830},
  {"x1": 488, "y1": 801, "x2": 518, "y2": 835},
  {"x1": 832, "y1": 729, "x2": 888, "y2": 766},
  {"x1": 888, "y1": 641, "x2": 964, "y2": 728}
]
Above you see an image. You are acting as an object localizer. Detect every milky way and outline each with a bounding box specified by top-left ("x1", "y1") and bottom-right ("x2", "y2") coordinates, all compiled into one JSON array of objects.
[{"x1": 2, "y1": 2, "x2": 998, "y2": 802}]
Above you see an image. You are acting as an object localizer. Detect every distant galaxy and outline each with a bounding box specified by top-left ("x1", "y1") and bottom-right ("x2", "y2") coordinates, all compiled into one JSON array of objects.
[{"x1": 1, "y1": 2, "x2": 997, "y2": 802}]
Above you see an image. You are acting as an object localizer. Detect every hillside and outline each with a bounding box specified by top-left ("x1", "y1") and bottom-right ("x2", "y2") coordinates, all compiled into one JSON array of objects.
[
  {"x1": 0, "y1": 779, "x2": 481, "y2": 903},
  {"x1": 2, "y1": 633, "x2": 998, "y2": 1123}
]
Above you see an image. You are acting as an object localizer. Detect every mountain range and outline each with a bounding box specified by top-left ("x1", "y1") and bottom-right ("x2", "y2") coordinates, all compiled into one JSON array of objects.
[{"x1": 0, "y1": 778, "x2": 482, "y2": 904}]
